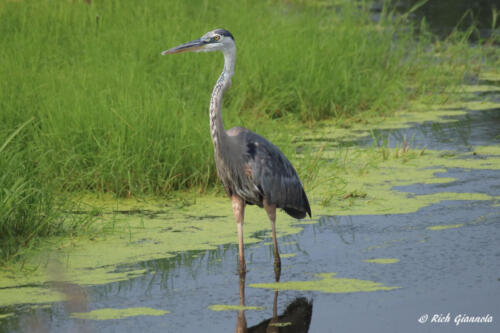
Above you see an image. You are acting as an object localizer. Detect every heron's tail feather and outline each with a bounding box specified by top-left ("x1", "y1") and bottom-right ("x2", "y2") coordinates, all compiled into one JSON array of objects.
[{"x1": 283, "y1": 188, "x2": 311, "y2": 219}]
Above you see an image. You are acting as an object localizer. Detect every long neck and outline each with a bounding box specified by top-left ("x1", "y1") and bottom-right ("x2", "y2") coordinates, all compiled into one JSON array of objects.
[{"x1": 209, "y1": 46, "x2": 236, "y2": 153}]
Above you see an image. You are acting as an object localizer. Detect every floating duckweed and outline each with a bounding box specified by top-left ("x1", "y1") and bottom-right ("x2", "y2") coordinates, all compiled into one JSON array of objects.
[
  {"x1": 0, "y1": 287, "x2": 65, "y2": 307},
  {"x1": 250, "y1": 273, "x2": 399, "y2": 293},
  {"x1": 479, "y1": 72, "x2": 500, "y2": 81},
  {"x1": 0, "y1": 198, "x2": 303, "y2": 306},
  {"x1": 441, "y1": 100, "x2": 500, "y2": 112},
  {"x1": 427, "y1": 224, "x2": 464, "y2": 231},
  {"x1": 301, "y1": 98, "x2": 500, "y2": 145},
  {"x1": 0, "y1": 313, "x2": 14, "y2": 319},
  {"x1": 455, "y1": 85, "x2": 500, "y2": 93},
  {"x1": 473, "y1": 146, "x2": 500, "y2": 156},
  {"x1": 71, "y1": 307, "x2": 169, "y2": 320},
  {"x1": 363, "y1": 258, "x2": 400, "y2": 264}
]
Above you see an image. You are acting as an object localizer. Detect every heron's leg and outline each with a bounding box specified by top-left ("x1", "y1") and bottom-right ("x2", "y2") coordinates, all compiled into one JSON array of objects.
[
  {"x1": 232, "y1": 195, "x2": 246, "y2": 276},
  {"x1": 272, "y1": 265, "x2": 280, "y2": 322},
  {"x1": 235, "y1": 268, "x2": 247, "y2": 333},
  {"x1": 264, "y1": 199, "x2": 280, "y2": 278}
]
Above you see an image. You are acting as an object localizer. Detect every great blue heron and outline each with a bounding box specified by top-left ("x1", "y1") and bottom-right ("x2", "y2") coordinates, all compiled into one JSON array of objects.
[{"x1": 162, "y1": 29, "x2": 311, "y2": 276}]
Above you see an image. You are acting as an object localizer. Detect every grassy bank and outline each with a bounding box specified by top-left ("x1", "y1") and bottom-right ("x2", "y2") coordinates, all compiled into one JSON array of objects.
[{"x1": 0, "y1": 0, "x2": 497, "y2": 259}]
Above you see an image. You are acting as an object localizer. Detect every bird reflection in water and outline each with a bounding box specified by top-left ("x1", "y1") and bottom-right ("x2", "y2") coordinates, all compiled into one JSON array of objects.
[{"x1": 235, "y1": 268, "x2": 313, "y2": 333}]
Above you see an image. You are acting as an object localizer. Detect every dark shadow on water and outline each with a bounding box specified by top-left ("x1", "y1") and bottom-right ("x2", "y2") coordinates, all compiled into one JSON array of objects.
[
  {"x1": 246, "y1": 298, "x2": 313, "y2": 333},
  {"x1": 237, "y1": 268, "x2": 313, "y2": 333}
]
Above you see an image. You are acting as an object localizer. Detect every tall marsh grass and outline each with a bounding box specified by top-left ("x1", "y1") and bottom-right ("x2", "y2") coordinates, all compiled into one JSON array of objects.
[{"x1": 0, "y1": 0, "x2": 496, "y2": 258}]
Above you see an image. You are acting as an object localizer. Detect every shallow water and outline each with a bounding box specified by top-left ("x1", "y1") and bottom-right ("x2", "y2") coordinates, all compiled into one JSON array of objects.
[{"x1": 364, "y1": 107, "x2": 500, "y2": 151}]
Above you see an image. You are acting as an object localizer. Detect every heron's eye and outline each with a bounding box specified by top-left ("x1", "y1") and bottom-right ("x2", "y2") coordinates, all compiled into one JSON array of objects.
[{"x1": 213, "y1": 35, "x2": 221, "y2": 41}]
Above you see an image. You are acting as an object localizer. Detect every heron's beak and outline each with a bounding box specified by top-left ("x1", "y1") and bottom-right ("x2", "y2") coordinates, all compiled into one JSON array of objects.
[{"x1": 161, "y1": 38, "x2": 206, "y2": 55}]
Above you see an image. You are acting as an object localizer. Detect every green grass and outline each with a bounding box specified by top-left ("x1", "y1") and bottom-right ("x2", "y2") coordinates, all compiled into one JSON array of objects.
[
  {"x1": 0, "y1": 118, "x2": 91, "y2": 262},
  {"x1": 0, "y1": 0, "x2": 498, "y2": 259}
]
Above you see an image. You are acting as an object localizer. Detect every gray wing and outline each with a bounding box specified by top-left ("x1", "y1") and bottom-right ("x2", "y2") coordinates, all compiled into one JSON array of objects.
[{"x1": 227, "y1": 127, "x2": 311, "y2": 219}]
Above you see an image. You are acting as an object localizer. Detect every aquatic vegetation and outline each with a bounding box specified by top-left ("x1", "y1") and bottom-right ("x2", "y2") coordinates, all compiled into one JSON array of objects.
[
  {"x1": 479, "y1": 72, "x2": 500, "y2": 81},
  {"x1": 299, "y1": 98, "x2": 500, "y2": 146},
  {"x1": 456, "y1": 84, "x2": 500, "y2": 93},
  {"x1": 473, "y1": 146, "x2": 500, "y2": 156},
  {"x1": 427, "y1": 224, "x2": 465, "y2": 231},
  {"x1": 208, "y1": 305, "x2": 265, "y2": 312},
  {"x1": 71, "y1": 307, "x2": 169, "y2": 320},
  {"x1": 249, "y1": 273, "x2": 399, "y2": 293},
  {"x1": 0, "y1": 287, "x2": 64, "y2": 307},
  {"x1": 363, "y1": 258, "x2": 400, "y2": 264},
  {"x1": 312, "y1": 145, "x2": 500, "y2": 216},
  {"x1": 0, "y1": 197, "x2": 306, "y2": 306},
  {"x1": 0, "y1": 313, "x2": 14, "y2": 319}
]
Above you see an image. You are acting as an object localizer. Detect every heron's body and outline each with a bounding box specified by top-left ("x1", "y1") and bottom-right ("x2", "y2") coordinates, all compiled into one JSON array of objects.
[
  {"x1": 216, "y1": 127, "x2": 310, "y2": 219},
  {"x1": 163, "y1": 28, "x2": 311, "y2": 276}
]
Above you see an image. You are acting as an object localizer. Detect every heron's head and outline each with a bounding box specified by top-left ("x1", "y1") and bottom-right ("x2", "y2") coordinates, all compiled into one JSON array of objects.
[{"x1": 161, "y1": 29, "x2": 235, "y2": 56}]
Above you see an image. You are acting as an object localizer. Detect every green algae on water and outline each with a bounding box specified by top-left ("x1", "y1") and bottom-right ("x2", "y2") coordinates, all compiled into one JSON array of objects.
[
  {"x1": 454, "y1": 85, "x2": 500, "y2": 94},
  {"x1": 281, "y1": 253, "x2": 297, "y2": 258},
  {"x1": 0, "y1": 195, "x2": 305, "y2": 307},
  {"x1": 312, "y1": 144, "x2": 500, "y2": 217},
  {"x1": 0, "y1": 287, "x2": 65, "y2": 307},
  {"x1": 208, "y1": 304, "x2": 265, "y2": 312},
  {"x1": 71, "y1": 307, "x2": 169, "y2": 320},
  {"x1": 250, "y1": 273, "x2": 399, "y2": 293},
  {"x1": 479, "y1": 72, "x2": 500, "y2": 82},
  {"x1": 427, "y1": 224, "x2": 464, "y2": 231},
  {"x1": 363, "y1": 258, "x2": 400, "y2": 264},
  {"x1": 473, "y1": 146, "x2": 500, "y2": 156},
  {"x1": 299, "y1": 96, "x2": 500, "y2": 146},
  {"x1": 0, "y1": 313, "x2": 14, "y2": 319}
]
